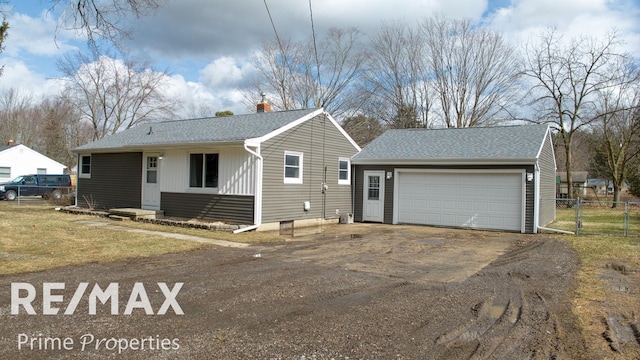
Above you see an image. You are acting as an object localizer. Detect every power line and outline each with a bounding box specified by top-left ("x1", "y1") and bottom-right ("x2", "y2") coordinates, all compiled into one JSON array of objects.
[
  {"x1": 263, "y1": 0, "x2": 285, "y2": 60},
  {"x1": 308, "y1": 0, "x2": 322, "y2": 107}
]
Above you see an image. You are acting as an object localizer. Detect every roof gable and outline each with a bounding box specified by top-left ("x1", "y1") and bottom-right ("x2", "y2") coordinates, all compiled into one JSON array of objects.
[
  {"x1": 0, "y1": 144, "x2": 66, "y2": 168},
  {"x1": 73, "y1": 108, "x2": 322, "y2": 152},
  {"x1": 352, "y1": 124, "x2": 550, "y2": 164}
]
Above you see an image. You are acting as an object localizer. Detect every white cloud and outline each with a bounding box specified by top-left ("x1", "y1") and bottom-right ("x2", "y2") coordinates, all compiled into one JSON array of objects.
[
  {"x1": 485, "y1": 0, "x2": 640, "y2": 57},
  {"x1": 163, "y1": 72, "x2": 252, "y2": 118},
  {"x1": 4, "y1": 11, "x2": 78, "y2": 57},
  {"x1": 199, "y1": 57, "x2": 257, "y2": 90},
  {"x1": 0, "y1": 60, "x2": 65, "y2": 99}
]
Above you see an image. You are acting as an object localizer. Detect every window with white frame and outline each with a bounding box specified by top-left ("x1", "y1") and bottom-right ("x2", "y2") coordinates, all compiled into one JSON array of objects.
[
  {"x1": 79, "y1": 155, "x2": 91, "y2": 178},
  {"x1": 338, "y1": 158, "x2": 350, "y2": 185},
  {"x1": 284, "y1": 151, "x2": 303, "y2": 184},
  {"x1": 189, "y1": 153, "x2": 219, "y2": 188},
  {"x1": 0, "y1": 166, "x2": 10, "y2": 179}
]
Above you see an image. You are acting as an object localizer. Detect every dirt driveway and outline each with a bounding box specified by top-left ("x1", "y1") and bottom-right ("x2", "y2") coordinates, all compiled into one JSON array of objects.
[{"x1": 0, "y1": 223, "x2": 585, "y2": 359}]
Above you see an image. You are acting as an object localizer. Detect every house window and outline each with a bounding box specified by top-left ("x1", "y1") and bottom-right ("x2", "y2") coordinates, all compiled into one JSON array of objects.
[
  {"x1": 0, "y1": 166, "x2": 10, "y2": 178},
  {"x1": 79, "y1": 155, "x2": 91, "y2": 178},
  {"x1": 189, "y1": 153, "x2": 218, "y2": 188},
  {"x1": 284, "y1": 151, "x2": 303, "y2": 184},
  {"x1": 338, "y1": 158, "x2": 350, "y2": 185},
  {"x1": 37, "y1": 168, "x2": 47, "y2": 174}
]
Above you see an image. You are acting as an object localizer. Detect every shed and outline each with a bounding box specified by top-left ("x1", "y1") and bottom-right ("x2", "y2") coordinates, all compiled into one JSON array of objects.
[{"x1": 351, "y1": 124, "x2": 556, "y2": 233}]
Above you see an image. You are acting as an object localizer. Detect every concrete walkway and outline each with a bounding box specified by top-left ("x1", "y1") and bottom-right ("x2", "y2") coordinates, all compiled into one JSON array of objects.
[{"x1": 76, "y1": 220, "x2": 250, "y2": 248}]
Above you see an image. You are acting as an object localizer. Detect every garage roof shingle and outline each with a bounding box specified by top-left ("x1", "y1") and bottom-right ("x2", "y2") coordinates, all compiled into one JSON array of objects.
[{"x1": 352, "y1": 124, "x2": 550, "y2": 164}]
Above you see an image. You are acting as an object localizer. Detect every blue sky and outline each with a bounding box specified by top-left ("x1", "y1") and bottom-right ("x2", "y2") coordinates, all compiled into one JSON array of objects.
[{"x1": 1, "y1": 0, "x2": 639, "y2": 116}]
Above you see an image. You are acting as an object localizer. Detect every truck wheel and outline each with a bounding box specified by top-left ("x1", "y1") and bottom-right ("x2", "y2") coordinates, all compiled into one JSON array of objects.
[
  {"x1": 5, "y1": 190, "x2": 17, "y2": 201},
  {"x1": 50, "y1": 190, "x2": 63, "y2": 200}
]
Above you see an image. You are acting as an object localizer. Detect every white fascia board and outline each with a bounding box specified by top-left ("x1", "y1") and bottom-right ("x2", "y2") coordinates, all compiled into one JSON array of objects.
[
  {"x1": 246, "y1": 108, "x2": 324, "y2": 145},
  {"x1": 351, "y1": 158, "x2": 538, "y2": 166}
]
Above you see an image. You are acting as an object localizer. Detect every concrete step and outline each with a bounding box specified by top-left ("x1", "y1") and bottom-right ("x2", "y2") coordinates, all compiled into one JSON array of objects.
[{"x1": 108, "y1": 208, "x2": 164, "y2": 220}]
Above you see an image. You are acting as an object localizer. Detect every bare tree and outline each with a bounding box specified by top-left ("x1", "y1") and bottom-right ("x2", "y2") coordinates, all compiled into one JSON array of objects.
[
  {"x1": 363, "y1": 21, "x2": 431, "y2": 128},
  {"x1": 250, "y1": 39, "x2": 299, "y2": 111},
  {"x1": 421, "y1": 17, "x2": 519, "y2": 128},
  {"x1": 51, "y1": 0, "x2": 162, "y2": 50},
  {"x1": 58, "y1": 52, "x2": 175, "y2": 140},
  {"x1": 590, "y1": 60, "x2": 640, "y2": 205},
  {"x1": 340, "y1": 114, "x2": 384, "y2": 147},
  {"x1": 0, "y1": 13, "x2": 7, "y2": 77},
  {"x1": 521, "y1": 28, "x2": 629, "y2": 198},
  {"x1": 0, "y1": 88, "x2": 39, "y2": 146},
  {"x1": 33, "y1": 97, "x2": 92, "y2": 170},
  {"x1": 249, "y1": 27, "x2": 368, "y2": 119}
]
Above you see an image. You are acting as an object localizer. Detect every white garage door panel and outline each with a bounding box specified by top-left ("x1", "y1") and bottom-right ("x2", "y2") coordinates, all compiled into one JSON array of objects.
[{"x1": 397, "y1": 172, "x2": 523, "y2": 231}]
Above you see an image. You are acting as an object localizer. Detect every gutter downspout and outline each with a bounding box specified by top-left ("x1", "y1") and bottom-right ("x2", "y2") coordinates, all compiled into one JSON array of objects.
[
  {"x1": 533, "y1": 162, "x2": 540, "y2": 234},
  {"x1": 234, "y1": 143, "x2": 263, "y2": 234},
  {"x1": 537, "y1": 226, "x2": 575, "y2": 235}
]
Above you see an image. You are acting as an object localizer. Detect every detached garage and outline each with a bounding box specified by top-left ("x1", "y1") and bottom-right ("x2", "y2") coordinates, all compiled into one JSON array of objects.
[{"x1": 352, "y1": 124, "x2": 556, "y2": 233}]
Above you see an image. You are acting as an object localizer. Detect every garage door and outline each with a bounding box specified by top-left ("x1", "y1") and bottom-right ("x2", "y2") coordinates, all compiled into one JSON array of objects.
[{"x1": 396, "y1": 171, "x2": 523, "y2": 232}]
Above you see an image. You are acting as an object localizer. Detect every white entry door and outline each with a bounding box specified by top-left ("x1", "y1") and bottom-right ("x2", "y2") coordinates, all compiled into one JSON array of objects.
[
  {"x1": 142, "y1": 154, "x2": 161, "y2": 210},
  {"x1": 363, "y1": 171, "x2": 385, "y2": 222}
]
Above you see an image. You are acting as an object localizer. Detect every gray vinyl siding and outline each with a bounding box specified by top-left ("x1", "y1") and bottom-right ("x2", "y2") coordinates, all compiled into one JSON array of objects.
[
  {"x1": 161, "y1": 192, "x2": 254, "y2": 224},
  {"x1": 354, "y1": 164, "x2": 536, "y2": 233},
  {"x1": 538, "y1": 132, "x2": 557, "y2": 227},
  {"x1": 261, "y1": 114, "x2": 359, "y2": 223},
  {"x1": 353, "y1": 165, "x2": 395, "y2": 224},
  {"x1": 77, "y1": 152, "x2": 142, "y2": 209}
]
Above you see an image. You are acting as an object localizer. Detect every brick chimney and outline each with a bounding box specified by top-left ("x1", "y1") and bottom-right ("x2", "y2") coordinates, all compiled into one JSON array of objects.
[
  {"x1": 7, "y1": 140, "x2": 15, "y2": 146},
  {"x1": 256, "y1": 93, "x2": 271, "y2": 113}
]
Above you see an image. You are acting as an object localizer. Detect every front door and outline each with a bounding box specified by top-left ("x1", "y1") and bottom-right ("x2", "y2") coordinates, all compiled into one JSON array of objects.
[
  {"x1": 142, "y1": 154, "x2": 161, "y2": 210},
  {"x1": 363, "y1": 171, "x2": 385, "y2": 222}
]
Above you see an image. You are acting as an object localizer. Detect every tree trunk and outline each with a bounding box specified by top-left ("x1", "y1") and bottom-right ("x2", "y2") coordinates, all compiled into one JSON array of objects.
[
  {"x1": 612, "y1": 185, "x2": 621, "y2": 207},
  {"x1": 564, "y1": 136, "x2": 574, "y2": 199}
]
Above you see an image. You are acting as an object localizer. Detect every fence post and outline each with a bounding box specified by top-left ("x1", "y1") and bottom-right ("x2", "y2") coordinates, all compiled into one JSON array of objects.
[
  {"x1": 17, "y1": 185, "x2": 20, "y2": 206},
  {"x1": 624, "y1": 201, "x2": 629, "y2": 237},
  {"x1": 575, "y1": 197, "x2": 581, "y2": 235}
]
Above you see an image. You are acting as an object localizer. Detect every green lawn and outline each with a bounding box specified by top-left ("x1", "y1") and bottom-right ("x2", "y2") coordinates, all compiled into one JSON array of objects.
[{"x1": 550, "y1": 206, "x2": 640, "y2": 236}]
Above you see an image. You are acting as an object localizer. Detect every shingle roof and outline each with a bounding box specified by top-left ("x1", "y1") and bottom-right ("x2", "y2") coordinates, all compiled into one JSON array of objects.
[
  {"x1": 352, "y1": 124, "x2": 550, "y2": 164},
  {"x1": 0, "y1": 144, "x2": 18, "y2": 152},
  {"x1": 74, "y1": 108, "x2": 320, "y2": 152}
]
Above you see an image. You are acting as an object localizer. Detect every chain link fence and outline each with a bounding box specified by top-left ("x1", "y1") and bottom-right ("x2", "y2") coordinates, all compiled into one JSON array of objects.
[
  {"x1": 550, "y1": 198, "x2": 640, "y2": 236},
  {"x1": 1, "y1": 185, "x2": 75, "y2": 205}
]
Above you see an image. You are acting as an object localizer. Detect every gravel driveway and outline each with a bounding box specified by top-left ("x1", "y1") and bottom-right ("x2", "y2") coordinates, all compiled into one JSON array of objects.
[{"x1": 0, "y1": 223, "x2": 585, "y2": 359}]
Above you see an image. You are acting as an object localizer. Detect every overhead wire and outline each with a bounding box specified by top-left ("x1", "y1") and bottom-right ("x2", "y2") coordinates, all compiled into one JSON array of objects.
[{"x1": 263, "y1": 0, "x2": 285, "y2": 57}]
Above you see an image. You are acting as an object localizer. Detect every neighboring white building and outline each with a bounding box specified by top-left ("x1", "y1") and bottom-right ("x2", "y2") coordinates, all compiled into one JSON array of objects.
[{"x1": 0, "y1": 142, "x2": 66, "y2": 181}]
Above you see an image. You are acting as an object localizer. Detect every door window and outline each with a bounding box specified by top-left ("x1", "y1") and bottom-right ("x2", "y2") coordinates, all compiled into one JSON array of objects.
[
  {"x1": 146, "y1": 156, "x2": 158, "y2": 184},
  {"x1": 368, "y1": 175, "x2": 380, "y2": 200}
]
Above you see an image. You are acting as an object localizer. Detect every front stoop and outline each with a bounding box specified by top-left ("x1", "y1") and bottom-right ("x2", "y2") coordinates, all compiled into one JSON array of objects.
[{"x1": 108, "y1": 208, "x2": 165, "y2": 221}]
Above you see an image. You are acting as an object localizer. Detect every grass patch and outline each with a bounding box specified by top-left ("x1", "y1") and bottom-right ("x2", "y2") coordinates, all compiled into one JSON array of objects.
[
  {"x1": 111, "y1": 219, "x2": 284, "y2": 244},
  {"x1": 0, "y1": 202, "x2": 281, "y2": 275},
  {"x1": 543, "y1": 206, "x2": 640, "y2": 357},
  {"x1": 559, "y1": 233, "x2": 640, "y2": 358},
  {"x1": 551, "y1": 207, "x2": 640, "y2": 236}
]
